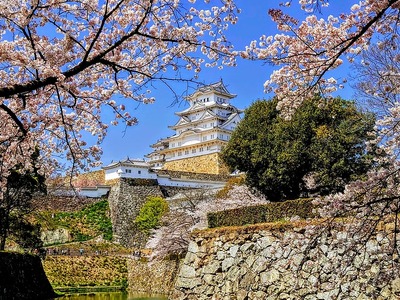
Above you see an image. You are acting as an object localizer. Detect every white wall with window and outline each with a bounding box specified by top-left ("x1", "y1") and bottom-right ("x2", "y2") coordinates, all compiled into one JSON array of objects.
[{"x1": 103, "y1": 159, "x2": 157, "y2": 180}]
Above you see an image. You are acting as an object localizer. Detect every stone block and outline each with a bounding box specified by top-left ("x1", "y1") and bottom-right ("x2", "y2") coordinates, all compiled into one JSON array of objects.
[
  {"x1": 257, "y1": 235, "x2": 276, "y2": 249},
  {"x1": 175, "y1": 276, "x2": 202, "y2": 289},
  {"x1": 180, "y1": 264, "x2": 196, "y2": 278},
  {"x1": 163, "y1": 153, "x2": 229, "y2": 175},
  {"x1": 229, "y1": 245, "x2": 239, "y2": 258},
  {"x1": 222, "y1": 257, "x2": 235, "y2": 272},
  {"x1": 187, "y1": 241, "x2": 199, "y2": 254},
  {"x1": 202, "y1": 260, "x2": 221, "y2": 274},
  {"x1": 260, "y1": 269, "x2": 280, "y2": 285}
]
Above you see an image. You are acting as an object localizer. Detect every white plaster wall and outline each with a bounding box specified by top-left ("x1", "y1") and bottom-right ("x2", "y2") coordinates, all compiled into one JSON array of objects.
[
  {"x1": 105, "y1": 168, "x2": 120, "y2": 180},
  {"x1": 104, "y1": 166, "x2": 157, "y2": 180},
  {"x1": 182, "y1": 135, "x2": 201, "y2": 146},
  {"x1": 157, "y1": 176, "x2": 225, "y2": 189},
  {"x1": 78, "y1": 186, "x2": 110, "y2": 198}
]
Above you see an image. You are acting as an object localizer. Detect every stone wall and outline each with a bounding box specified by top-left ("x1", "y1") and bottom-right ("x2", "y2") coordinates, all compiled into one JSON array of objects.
[
  {"x1": 172, "y1": 222, "x2": 400, "y2": 300},
  {"x1": 163, "y1": 153, "x2": 230, "y2": 175},
  {"x1": 128, "y1": 259, "x2": 181, "y2": 295},
  {"x1": 159, "y1": 186, "x2": 198, "y2": 198},
  {"x1": 41, "y1": 228, "x2": 71, "y2": 246},
  {"x1": 157, "y1": 169, "x2": 231, "y2": 182},
  {"x1": 108, "y1": 178, "x2": 164, "y2": 248}
]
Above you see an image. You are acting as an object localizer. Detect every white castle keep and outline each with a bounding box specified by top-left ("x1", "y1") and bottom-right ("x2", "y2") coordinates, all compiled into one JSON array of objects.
[
  {"x1": 80, "y1": 80, "x2": 243, "y2": 196},
  {"x1": 146, "y1": 80, "x2": 242, "y2": 174}
]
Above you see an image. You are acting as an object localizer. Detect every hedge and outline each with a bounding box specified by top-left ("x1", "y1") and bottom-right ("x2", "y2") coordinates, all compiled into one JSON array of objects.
[{"x1": 207, "y1": 198, "x2": 316, "y2": 228}]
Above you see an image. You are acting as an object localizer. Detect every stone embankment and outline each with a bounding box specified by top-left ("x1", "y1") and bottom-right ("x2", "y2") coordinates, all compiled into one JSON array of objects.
[
  {"x1": 128, "y1": 259, "x2": 181, "y2": 295},
  {"x1": 0, "y1": 252, "x2": 57, "y2": 300},
  {"x1": 108, "y1": 178, "x2": 202, "y2": 248},
  {"x1": 108, "y1": 178, "x2": 164, "y2": 248},
  {"x1": 172, "y1": 222, "x2": 400, "y2": 299}
]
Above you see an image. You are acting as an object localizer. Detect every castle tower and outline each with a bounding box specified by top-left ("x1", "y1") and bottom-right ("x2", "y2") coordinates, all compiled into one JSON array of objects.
[{"x1": 147, "y1": 80, "x2": 242, "y2": 175}]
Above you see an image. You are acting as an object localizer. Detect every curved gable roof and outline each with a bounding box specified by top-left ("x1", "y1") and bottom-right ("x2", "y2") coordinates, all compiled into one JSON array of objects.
[
  {"x1": 221, "y1": 113, "x2": 242, "y2": 129},
  {"x1": 186, "y1": 80, "x2": 236, "y2": 101}
]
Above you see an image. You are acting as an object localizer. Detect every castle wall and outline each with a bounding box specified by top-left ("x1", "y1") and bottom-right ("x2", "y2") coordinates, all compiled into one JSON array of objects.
[
  {"x1": 172, "y1": 223, "x2": 400, "y2": 300},
  {"x1": 0, "y1": 252, "x2": 57, "y2": 300},
  {"x1": 107, "y1": 177, "x2": 225, "y2": 248},
  {"x1": 108, "y1": 178, "x2": 164, "y2": 248},
  {"x1": 128, "y1": 259, "x2": 182, "y2": 295},
  {"x1": 157, "y1": 170, "x2": 231, "y2": 182},
  {"x1": 163, "y1": 153, "x2": 230, "y2": 175}
]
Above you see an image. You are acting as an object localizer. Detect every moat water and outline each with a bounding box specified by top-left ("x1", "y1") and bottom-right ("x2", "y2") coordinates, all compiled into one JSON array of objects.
[{"x1": 56, "y1": 292, "x2": 168, "y2": 300}]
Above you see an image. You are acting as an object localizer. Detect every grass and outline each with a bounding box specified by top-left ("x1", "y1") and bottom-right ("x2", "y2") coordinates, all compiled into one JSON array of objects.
[
  {"x1": 36, "y1": 199, "x2": 113, "y2": 242},
  {"x1": 43, "y1": 255, "x2": 128, "y2": 288}
]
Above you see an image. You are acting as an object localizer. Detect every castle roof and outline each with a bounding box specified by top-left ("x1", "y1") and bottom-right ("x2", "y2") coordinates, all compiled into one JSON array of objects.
[
  {"x1": 103, "y1": 158, "x2": 149, "y2": 170},
  {"x1": 185, "y1": 80, "x2": 236, "y2": 101},
  {"x1": 176, "y1": 101, "x2": 241, "y2": 117}
]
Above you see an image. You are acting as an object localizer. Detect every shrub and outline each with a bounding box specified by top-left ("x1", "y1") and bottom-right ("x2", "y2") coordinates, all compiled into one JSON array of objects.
[
  {"x1": 207, "y1": 198, "x2": 316, "y2": 228},
  {"x1": 135, "y1": 196, "x2": 169, "y2": 232},
  {"x1": 222, "y1": 97, "x2": 375, "y2": 200}
]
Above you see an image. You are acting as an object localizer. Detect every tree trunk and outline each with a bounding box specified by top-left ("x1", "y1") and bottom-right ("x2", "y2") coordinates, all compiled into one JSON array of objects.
[{"x1": 0, "y1": 207, "x2": 10, "y2": 250}]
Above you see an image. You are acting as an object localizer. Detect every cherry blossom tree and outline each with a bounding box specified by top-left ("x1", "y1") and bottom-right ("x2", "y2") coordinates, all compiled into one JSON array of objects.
[
  {"x1": 0, "y1": 0, "x2": 239, "y2": 191},
  {"x1": 311, "y1": 34, "x2": 400, "y2": 283},
  {"x1": 242, "y1": 0, "x2": 400, "y2": 292},
  {"x1": 146, "y1": 185, "x2": 268, "y2": 260},
  {"x1": 353, "y1": 37, "x2": 400, "y2": 118},
  {"x1": 244, "y1": 0, "x2": 400, "y2": 115},
  {"x1": 252, "y1": 0, "x2": 400, "y2": 226}
]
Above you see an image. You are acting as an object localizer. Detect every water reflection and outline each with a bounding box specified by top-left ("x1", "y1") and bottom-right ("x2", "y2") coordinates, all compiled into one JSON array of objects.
[{"x1": 56, "y1": 292, "x2": 168, "y2": 300}]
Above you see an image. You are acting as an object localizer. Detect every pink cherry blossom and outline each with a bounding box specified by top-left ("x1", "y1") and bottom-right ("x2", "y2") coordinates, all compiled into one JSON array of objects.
[{"x1": 0, "y1": 0, "x2": 239, "y2": 192}]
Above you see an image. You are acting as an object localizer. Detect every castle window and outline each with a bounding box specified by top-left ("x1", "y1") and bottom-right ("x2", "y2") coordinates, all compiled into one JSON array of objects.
[
  {"x1": 192, "y1": 149, "x2": 196, "y2": 154},
  {"x1": 211, "y1": 134, "x2": 215, "y2": 139},
  {"x1": 178, "y1": 142, "x2": 182, "y2": 146},
  {"x1": 203, "y1": 136, "x2": 207, "y2": 141},
  {"x1": 207, "y1": 146, "x2": 211, "y2": 150},
  {"x1": 138, "y1": 170, "x2": 141, "y2": 174},
  {"x1": 178, "y1": 152, "x2": 182, "y2": 156},
  {"x1": 126, "y1": 169, "x2": 132, "y2": 173},
  {"x1": 185, "y1": 150, "x2": 189, "y2": 155},
  {"x1": 199, "y1": 147, "x2": 204, "y2": 152}
]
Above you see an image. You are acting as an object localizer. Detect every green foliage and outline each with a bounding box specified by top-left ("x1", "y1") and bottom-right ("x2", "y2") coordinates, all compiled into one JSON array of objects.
[
  {"x1": 39, "y1": 199, "x2": 113, "y2": 242},
  {"x1": 10, "y1": 219, "x2": 43, "y2": 251},
  {"x1": 77, "y1": 200, "x2": 113, "y2": 241},
  {"x1": 135, "y1": 196, "x2": 169, "y2": 232},
  {"x1": 222, "y1": 97, "x2": 375, "y2": 201},
  {"x1": 0, "y1": 148, "x2": 46, "y2": 250},
  {"x1": 207, "y1": 198, "x2": 315, "y2": 228}
]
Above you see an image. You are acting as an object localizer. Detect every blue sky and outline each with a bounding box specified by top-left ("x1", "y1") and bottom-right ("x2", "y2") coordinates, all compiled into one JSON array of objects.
[{"x1": 99, "y1": 1, "x2": 357, "y2": 166}]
